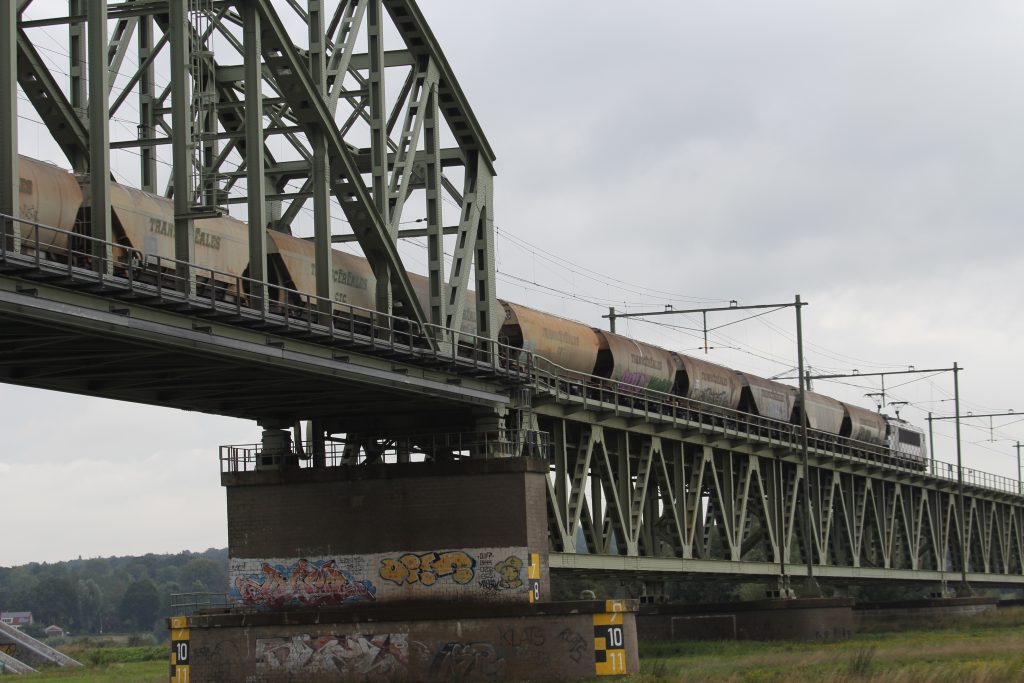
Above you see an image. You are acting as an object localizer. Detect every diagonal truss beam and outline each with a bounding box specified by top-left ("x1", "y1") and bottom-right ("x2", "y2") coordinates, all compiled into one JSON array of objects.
[
  {"x1": 250, "y1": 0, "x2": 428, "y2": 330},
  {"x1": 383, "y1": 0, "x2": 495, "y2": 172},
  {"x1": 16, "y1": 29, "x2": 89, "y2": 168},
  {"x1": 539, "y1": 406, "x2": 1024, "y2": 587}
]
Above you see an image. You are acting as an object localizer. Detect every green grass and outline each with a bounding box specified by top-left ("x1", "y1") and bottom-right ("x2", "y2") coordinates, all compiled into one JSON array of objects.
[
  {"x1": 14, "y1": 640, "x2": 167, "y2": 683},
  {"x1": 20, "y1": 609, "x2": 1024, "y2": 682},
  {"x1": 19, "y1": 660, "x2": 167, "y2": 682},
  {"x1": 626, "y1": 607, "x2": 1024, "y2": 683}
]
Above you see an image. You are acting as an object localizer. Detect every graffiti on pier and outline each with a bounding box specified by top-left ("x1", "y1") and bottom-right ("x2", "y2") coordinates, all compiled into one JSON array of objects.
[
  {"x1": 559, "y1": 627, "x2": 588, "y2": 663},
  {"x1": 430, "y1": 641, "x2": 505, "y2": 679},
  {"x1": 231, "y1": 547, "x2": 531, "y2": 604},
  {"x1": 495, "y1": 555, "x2": 524, "y2": 589},
  {"x1": 477, "y1": 551, "x2": 532, "y2": 593},
  {"x1": 379, "y1": 550, "x2": 475, "y2": 586},
  {"x1": 233, "y1": 559, "x2": 375, "y2": 608},
  {"x1": 255, "y1": 634, "x2": 408, "y2": 679}
]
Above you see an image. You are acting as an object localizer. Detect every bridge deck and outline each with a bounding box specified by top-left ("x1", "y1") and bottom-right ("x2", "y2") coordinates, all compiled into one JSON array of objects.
[
  {"x1": 0, "y1": 247, "x2": 515, "y2": 424},
  {"x1": 4, "y1": 241, "x2": 1024, "y2": 587}
]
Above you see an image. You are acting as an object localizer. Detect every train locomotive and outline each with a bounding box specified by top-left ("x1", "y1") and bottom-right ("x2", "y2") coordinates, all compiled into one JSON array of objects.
[{"x1": 11, "y1": 155, "x2": 928, "y2": 470}]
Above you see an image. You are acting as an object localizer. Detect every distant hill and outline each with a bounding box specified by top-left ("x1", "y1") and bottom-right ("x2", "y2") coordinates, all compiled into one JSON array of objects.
[{"x1": 0, "y1": 548, "x2": 228, "y2": 635}]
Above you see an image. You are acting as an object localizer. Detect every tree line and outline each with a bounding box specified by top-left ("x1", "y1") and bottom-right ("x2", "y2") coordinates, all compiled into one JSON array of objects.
[{"x1": 0, "y1": 548, "x2": 227, "y2": 637}]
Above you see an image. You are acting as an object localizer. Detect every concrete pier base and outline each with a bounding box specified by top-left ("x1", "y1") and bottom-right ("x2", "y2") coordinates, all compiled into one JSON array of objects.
[
  {"x1": 637, "y1": 598, "x2": 855, "y2": 642},
  {"x1": 170, "y1": 600, "x2": 639, "y2": 682},
  {"x1": 853, "y1": 597, "x2": 999, "y2": 630}
]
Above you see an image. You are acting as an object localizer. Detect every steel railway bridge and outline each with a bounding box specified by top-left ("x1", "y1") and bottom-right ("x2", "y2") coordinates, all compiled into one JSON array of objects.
[{"x1": 2, "y1": 0, "x2": 1023, "y2": 594}]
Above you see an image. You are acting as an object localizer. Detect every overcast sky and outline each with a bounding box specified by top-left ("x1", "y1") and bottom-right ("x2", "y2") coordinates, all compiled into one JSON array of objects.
[{"x1": 4, "y1": 1, "x2": 1024, "y2": 566}]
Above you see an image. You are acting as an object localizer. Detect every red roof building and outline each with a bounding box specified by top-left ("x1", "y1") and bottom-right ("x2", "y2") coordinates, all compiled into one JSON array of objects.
[{"x1": 0, "y1": 612, "x2": 33, "y2": 628}]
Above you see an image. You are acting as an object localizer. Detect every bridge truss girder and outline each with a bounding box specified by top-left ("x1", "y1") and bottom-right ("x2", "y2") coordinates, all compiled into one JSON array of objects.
[
  {"x1": 8, "y1": 0, "x2": 498, "y2": 341},
  {"x1": 534, "y1": 408, "x2": 1024, "y2": 587}
]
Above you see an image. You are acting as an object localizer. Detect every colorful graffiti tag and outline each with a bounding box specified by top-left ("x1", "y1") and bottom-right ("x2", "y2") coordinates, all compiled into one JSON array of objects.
[
  {"x1": 231, "y1": 547, "x2": 532, "y2": 605},
  {"x1": 378, "y1": 550, "x2": 476, "y2": 586},
  {"x1": 233, "y1": 559, "x2": 375, "y2": 609},
  {"x1": 255, "y1": 634, "x2": 407, "y2": 679}
]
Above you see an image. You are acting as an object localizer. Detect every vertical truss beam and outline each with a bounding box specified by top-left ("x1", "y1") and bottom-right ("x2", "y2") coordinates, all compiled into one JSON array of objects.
[
  {"x1": 87, "y1": 0, "x2": 112, "y2": 272},
  {"x1": 309, "y1": 0, "x2": 332, "y2": 311},
  {"x1": 423, "y1": 69, "x2": 445, "y2": 329},
  {"x1": 0, "y1": 0, "x2": 16, "y2": 244},
  {"x1": 243, "y1": 3, "x2": 267, "y2": 308},
  {"x1": 169, "y1": 0, "x2": 195, "y2": 292},
  {"x1": 69, "y1": 1, "x2": 87, "y2": 146},
  {"x1": 137, "y1": 14, "x2": 157, "y2": 192},
  {"x1": 367, "y1": 0, "x2": 391, "y2": 312}
]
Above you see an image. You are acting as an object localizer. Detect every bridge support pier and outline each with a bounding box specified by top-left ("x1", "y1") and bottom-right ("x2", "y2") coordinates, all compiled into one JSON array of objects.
[
  {"x1": 222, "y1": 456, "x2": 554, "y2": 605},
  {"x1": 172, "y1": 455, "x2": 639, "y2": 681}
]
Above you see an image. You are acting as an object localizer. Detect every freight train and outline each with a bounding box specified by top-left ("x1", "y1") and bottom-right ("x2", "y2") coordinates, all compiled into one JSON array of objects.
[
  {"x1": 500, "y1": 300, "x2": 928, "y2": 468},
  {"x1": 9, "y1": 155, "x2": 929, "y2": 469}
]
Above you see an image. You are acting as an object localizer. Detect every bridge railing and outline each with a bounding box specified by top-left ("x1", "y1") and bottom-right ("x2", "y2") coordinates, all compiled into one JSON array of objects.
[
  {"x1": 0, "y1": 213, "x2": 537, "y2": 383},
  {"x1": 169, "y1": 592, "x2": 231, "y2": 615},
  {"x1": 220, "y1": 429, "x2": 552, "y2": 472},
  {"x1": 518, "y1": 355, "x2": 1024, "y2": 495},
  {"x1": 4, "y1": 214, "x2": 1020, "y2": 496}
]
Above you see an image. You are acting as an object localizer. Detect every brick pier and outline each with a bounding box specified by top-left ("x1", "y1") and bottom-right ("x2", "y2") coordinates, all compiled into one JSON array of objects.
[{"x1": 171, "y1": 457, "x2": 639, "y2": 681}]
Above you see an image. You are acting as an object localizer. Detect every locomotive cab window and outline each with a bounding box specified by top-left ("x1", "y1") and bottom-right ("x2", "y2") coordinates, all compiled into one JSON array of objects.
[{"x1": 898, "y1": 429, "x2": 922, "y2": 447}]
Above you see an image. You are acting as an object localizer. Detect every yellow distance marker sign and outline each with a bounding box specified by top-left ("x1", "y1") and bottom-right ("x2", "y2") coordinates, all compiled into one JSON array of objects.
[
  {"x1": 593, "y1": 600, "x2": 628, "y2": 675},
  {"x1": 169, "y1": 616, "x2": 190, "y2": 683},
  {"x1": 527, "y1": 552, "x2": 541, "y2": 603}
]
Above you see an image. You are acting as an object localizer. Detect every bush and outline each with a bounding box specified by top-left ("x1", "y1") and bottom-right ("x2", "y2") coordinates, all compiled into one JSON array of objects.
[
  {"x1": 81, "y1": 645, "x2": 167, "y2": 666},
  {"x1": 126, "y1": 633, "x2": 155, "y2": 647},
  {"x1": 846, "y1": 646, "x2": 876, "y2": 677}
]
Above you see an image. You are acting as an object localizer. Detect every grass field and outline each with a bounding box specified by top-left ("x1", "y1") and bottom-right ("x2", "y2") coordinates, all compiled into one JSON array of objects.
[
  {"x1": 19, "y1": 660, "x2": 166, "y2": 683},
  {"x1": 20, "y1": 643, "x2": 166, "y2": 682},
  {"x1": 634, "y1": 607, "x2": 1024, "y2": 682},
  {"x1": 16, "y1": 608, "x2": 1024, "y2": 682}
]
